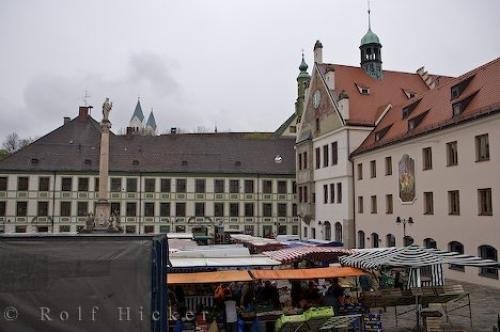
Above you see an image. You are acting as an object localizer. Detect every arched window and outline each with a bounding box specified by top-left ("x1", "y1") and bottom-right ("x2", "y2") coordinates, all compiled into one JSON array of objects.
[
  {"x1": 324, "y1": 221, "x2": 331, "y2": 241},
  {"x1": 357, "y1": 231, "x2": 365, "y2": 249},
  {"x1": 371, "y1": 233, "x2": 379, "y2": 248},
  {"x1": 335, "y1": 222, "x2": 343, "y2": 242},
  {"x1": 386, "y1": 234, "x2": 396, "y2": 247},
  {"x1": 424, "y1": 238, "x2": 437, "y2": 249},
  {"x1": 478, "y1": 245, "x2": 498, "y2": 279},
  {"x1": 449, "y1": 241, "x2": 465, "y2": 271},
  {"x1": 403, "y1": 236, "x2": 414, "y2": 246}
]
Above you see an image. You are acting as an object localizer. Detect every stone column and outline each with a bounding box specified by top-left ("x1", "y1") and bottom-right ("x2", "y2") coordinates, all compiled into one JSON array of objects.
[{"x1": 94, "y1": 115, "x2": 112, "y2": 230}]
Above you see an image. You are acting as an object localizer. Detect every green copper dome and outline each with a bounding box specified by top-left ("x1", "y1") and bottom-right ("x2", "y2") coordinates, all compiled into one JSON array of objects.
[
  {"x1": 361, "y1": 28, "x2": 380, "y2": 45},
  {"x1": 299, "y1": 55, "x2": 308, "y2": 72}
]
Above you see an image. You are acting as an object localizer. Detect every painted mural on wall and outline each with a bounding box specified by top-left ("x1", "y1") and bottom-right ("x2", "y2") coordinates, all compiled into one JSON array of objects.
[{"x1": 399, "y1": 154, "x2": 416, "y2": 202}]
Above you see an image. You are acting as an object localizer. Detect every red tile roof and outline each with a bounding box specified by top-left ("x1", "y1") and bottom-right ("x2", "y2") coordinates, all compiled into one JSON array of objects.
[
  {"x1": 316, "y1": 64, "x2": 452, "y2": 126},
  {"x1": 353, "y1": 57, "x2": 500, "y2": 156}
]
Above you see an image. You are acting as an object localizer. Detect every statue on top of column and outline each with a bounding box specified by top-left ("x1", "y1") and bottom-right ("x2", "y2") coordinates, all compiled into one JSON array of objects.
[{"x1": 102, "y1": 97, "x2": 112, "y2": 122}]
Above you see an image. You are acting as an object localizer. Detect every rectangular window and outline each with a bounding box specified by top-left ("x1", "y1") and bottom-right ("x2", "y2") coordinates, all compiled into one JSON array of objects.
[
  {"x1": 60, "y1": 201, "x2": 71, "y2": 217},
  {"x1": 292, "y1": 204, "x2": 297, "y2": 217},
  {"x1": 312, "y1": 227, "x2": 316, "y2": 239},
  {"x1": 278, "y1": 225, "x2": 287, "y2": 235},
  {"x1": 111, "y1": 202, "x2": 121, "y2": 216},
  {"x1": 478, "y1": 188, "x2": 492, "y2": 216},
  {"x1": 278, "y1": 203, "x2": 287, "y2": 217},
  {"x1": 446, "y1": 141, "x2": 458, "y2": 166},
  {"x1": 144, "y1": 202, "x2": 155, "y2": 217},
  {"x1": 386, "y1": 194, "x2": 393, "y2": 214},
  {"x1": 330, "y1": 183, "x2": 335, "y2": 203},
  {"x1": 229, "y1": 180, "x2": 239, "y2": 193},
  {"x1": 370, "y1": 195, "x2": 377, "y2": 214},
  {"x1": 0, "y1": 201, "x2": 6, "y2": 217},
  {"x1": 244, "y1": 203, "x2": 254, "y2": 217},
  {"x1": 303, "y1": 227, "x2": 308, "y2": 238},
  {"x1": 37, "y1": 201, "x2": 49, "y2": 216},
  {"x1": 110, "y1": 178, "x2": 122, "y2": 192},
  {"x1": 229, "y1": 203, "x2": 239, "y2": 217},
  {"x1": 358, "y1": 196, "x2": 364, "y2": 214},
  {"x1": 315, "y1": 147, "x2": 321, "y2": 169},
  {"x1": 175, "y1": 202, "x2": 186, "y2": 217},
  {"x1": 323, "y1": 145, "x2": 329, "y2": 167},
  {"x1": 127, "y1": 178, "x2": 138, "y2": 192},
  {"x1": 298, "y1": 186, "x2": 303, "y2": 203},
  {"x1": 337, "y1": 183, "x2": 342, "y2": 203},
  {"x1": 59, "y1": 225, "x2": 71, "y2": 233},
  {"x1": 126, "y1": 202, "x2": 137, "y2": 217},
  {"x1": 214, "y1": 203, "x2": 224, "y2": 217},
  {"x1": 214, "y1": 179, "x2": 225, "y2": 193},
  {"x1": 424, "y1": 192, "x2": 434, "y2": 215},
  {"x1": 292, "y1": 181, "x2": 297, "y2": 194},
  {"x1": 0, "y1": 177, "x2": 7, "y2": 191},
  {"x1": 303, "y1": 152, "x2": 308, "y2": 169},
  {"x1": 176, "y1": 179, "x2": 186, "y2": 193},
  {"x1": 298, "y1": 153, "x2": 302, "y2": 170},
  {"x1": 145, "y1": 178, "x2": 156, "y2": 192},
  {"x1": 160, "y1": 202, "x2": 170, "y2": 217},
  {"x1": 195, "y1": 179, "x2": 206, "y2": 193},
  {"x1": 448, "y1": 190, "x2": 460, "y2": 215},
  {"x1": 160, "y1": 179, "x2": 171, "y2": 192},
  {"x1": 323, "y1": 185, "x2": 328, "y2": 204},
  {"x1": 422, "y1": 147, "x2": 433, "y2": 170},
  {"x1": 195, "y1": 202, "x2": 205, "y2": 217},
  {"x1": 277, "y1": 181, "x2": 287, "y2": 194},
  {"x1": 94, "y1": 178, "x2": 99, "y2": 192},
  {"x1": 244, "y1": 180, "x2": 254, "y2": 193},
  {"x1": 16, "y1": 201, "x2": 28, "y2": 216},
  {"x1": 370, "y1": 160, "x2": 377, "y2": 178},
  {"x1": 77, "y1": 177, "x2": 89, "y2": 192},
  {"x1": 357, "y1": 163, "x2": 363, "y2": 180},
  {"x1": 18, "y1": 177, "x2": 29, "y2": 191},
  {"x1": 263, "y1": 203, "x2": 272, "y2": 217},
  {"x1": 304, "y1": 186, "x2": 308, "y2": 203},
  {"x1": 475, "y1": 134, "x2": 490, "y2": 162},
  {"x1": 61, "y1": 177, "x2": 73, "y2": 192},
  {"x1": 263, "y1": 180, "x2": 272, "y2": 194},
  {"x1": 331, "y1": 142, "x2": 338, "y2": 165},
  {"x1": 125, "y1": 226, "x2": 136, "y2": 234},
  {"x1": 385, "y1": 157, "x2": 392, "y2": 175},
  {"x1": 292, "y1": 225, "x2": 298, "y2": 235},
  {"x1": 77, "y1": 201, "x2": 88, "y2": 217},
  {"x1": 39, "y1": 177, "x2": 50, "y2": 191}
]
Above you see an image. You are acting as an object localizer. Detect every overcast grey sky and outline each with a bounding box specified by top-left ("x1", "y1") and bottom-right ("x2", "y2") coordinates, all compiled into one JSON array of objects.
[{"x1": 0, "y1": 0, "x2": 499, "y2": 138}]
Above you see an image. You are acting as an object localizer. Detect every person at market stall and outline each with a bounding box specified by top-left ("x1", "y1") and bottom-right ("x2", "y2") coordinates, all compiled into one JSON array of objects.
[
  {"x1": 324, "y1": 278, "x2": 345, "y2": 312},
  {"x1": 303, "y1": 281, "x2": 321, "y2": 304},
  {"x1": 359, "y1": 274, "x2": 373, "y2": 292},
  {"x1": 260, "y1": 280, "x2": 280, "y2": 308}
]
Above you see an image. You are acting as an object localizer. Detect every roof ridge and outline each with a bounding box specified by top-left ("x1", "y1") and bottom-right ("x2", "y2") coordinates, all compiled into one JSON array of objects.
[{"x1": 318, "y1": 62, "x2": 453, "y2": 78}]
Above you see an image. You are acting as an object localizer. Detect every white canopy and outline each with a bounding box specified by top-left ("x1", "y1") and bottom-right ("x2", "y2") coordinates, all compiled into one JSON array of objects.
[{"x1": 169, "y1": 255, "x2": 281, "y2": 268}]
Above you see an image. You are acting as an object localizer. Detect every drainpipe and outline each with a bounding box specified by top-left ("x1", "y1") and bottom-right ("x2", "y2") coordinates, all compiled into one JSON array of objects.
[
  {"x1": 138, "y1": 173, "x2": 142, "y2": 234},
  {"x1": 256, "y1": 174, "x2": 260, "y2": 237},
  {"x1": 347, "y1": 129, "x2": 355, "y2": 249},
  {"x1": 51, "y1": 171, "x2": 56, "y2": 233}
]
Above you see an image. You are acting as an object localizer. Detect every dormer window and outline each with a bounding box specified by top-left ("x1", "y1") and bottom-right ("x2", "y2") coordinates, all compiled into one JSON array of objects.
[
  {"x1": 402, "y1": 89, "x2": 417, "y2": 99},
  {"x1": 31, "y1": 158, "x2": 39, "y2": 165},
  {"x1": 450, "y1": 75, "x2": 475, "y2": 100},
  {"x1": 374, "y1": 124, "x2": 392, "y2": 142},
  {"x1": 407, "y1": 110, "x2": 430, "y2": 131},
  {"x1": 452, "y1": 91, "x2": 478, "y2": 117},
  {"x1": 355, "y1": 83, "x2": 370, "y2": 95},
  {"x1": 401, "y1": 98, "x2": 422, "y2": 119},
  {"x1": 132, "y1": 160, "x2": 140, "y2": 166},
  {"x1": 181, "y1": 160, "x2": 188, "y2": 166}
]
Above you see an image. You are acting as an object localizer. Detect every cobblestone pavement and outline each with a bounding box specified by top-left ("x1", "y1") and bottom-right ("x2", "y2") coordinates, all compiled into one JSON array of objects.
[{"x1": 376, "y1": 280, "x2": 500, "y2": 332}]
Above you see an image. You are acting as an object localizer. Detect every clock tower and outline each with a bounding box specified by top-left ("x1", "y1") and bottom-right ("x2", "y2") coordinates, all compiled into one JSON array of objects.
[{"x1": 360, "y1": 4, "x2": 383, "y2": 80}]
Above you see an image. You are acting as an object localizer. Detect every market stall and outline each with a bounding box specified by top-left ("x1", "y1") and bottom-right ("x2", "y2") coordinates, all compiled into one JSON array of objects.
[
  {"x1": 262, "y1": 247, "x2": 353, "y2": 265},
  {"x1": 230, "y1": 234, "x2": 287, "y2": 253}
]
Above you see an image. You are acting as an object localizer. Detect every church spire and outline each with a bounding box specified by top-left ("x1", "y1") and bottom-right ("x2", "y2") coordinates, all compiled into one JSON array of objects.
[
  {"x1": 368, "y1": 0, "x2": 372, "y2": 30},
  {"x1": 295, "y1": 51, "x2": 311, "y2": 122}
]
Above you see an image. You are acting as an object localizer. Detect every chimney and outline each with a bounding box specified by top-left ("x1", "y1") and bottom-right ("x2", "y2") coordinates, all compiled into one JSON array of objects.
[
  {"x1": 63, "y1": 117, "x2": 71, "y2": 124},
  {"x1": 78, "y1": 106, "x2": 92, "y2": 120},
  {"x1": 170, "y1": 127, "x2": 177, "y2": 134},
  {"x1": 416, "y1": 66, "x2": 437, "y2": 90},
  {"x1": 313, "y1": 40, "x2": 323, "y2": 64}
]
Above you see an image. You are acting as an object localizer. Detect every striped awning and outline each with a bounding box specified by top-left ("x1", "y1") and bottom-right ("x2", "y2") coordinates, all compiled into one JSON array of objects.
[
  {"x1": 262, "y1": 246, "x2": 353, "y2": 264},
  {"x1": 340, "y1": 246, "x2": 500, "y2": 269}
]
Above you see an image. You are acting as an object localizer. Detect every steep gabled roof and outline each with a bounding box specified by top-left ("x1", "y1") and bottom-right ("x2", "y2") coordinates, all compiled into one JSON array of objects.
[
  {"x1": 130, "y1": 99, "x2": 145, "y2": 122},
  {"x1": 146, "y1": 112, "x2": 157, "y2": 130},
  {"x1": 353, "y1": 57, "x2": 500, "y2": 156},
  {"x1": 316, "y1": 63, "x2": 452, "y2": 126},
  {"x1": 0, "y1": 115, "x2": 295, "y2": 175}
]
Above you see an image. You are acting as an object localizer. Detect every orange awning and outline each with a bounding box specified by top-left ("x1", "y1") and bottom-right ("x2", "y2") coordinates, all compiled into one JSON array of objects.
[
  {"x1": 250, "y1": 266, "x2": 367, "y2": 280},
  {"x1": 167, "y1": 270, "x2": 253, "y2": 284}
]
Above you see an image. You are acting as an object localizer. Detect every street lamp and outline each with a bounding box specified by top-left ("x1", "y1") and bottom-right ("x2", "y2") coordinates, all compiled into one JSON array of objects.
[{"x1": 396, "y1": 216, "x2": 414, "y2": 245}]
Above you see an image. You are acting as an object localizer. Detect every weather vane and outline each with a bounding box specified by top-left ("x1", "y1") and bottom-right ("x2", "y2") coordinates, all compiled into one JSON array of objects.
[{"x1": 83, "y1": 89, "x2": 90, "y2": 106}]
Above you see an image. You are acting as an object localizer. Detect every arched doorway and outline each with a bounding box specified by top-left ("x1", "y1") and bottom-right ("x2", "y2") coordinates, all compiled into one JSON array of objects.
[
  {"x1": 478, "y1": 245, "x2": 498, "y2": 279},
  {"x1": 334, "y1": 222, "x2": 342, "y2": 242},
  {"x1": 357, "y1": 231, "x2": 365, "y2": 249},
  {"x1": 371, "y1": 233, "x2": 379, "y2": 248},
  {"x1": 423, "y1": 238, "x2": 437, "y2": 249},
  {"x1": 448, "y1": 241, "x2": 465, "y2": 271},
  {"x1": 403, "y1": 236, "x2": 414, "y2": 246},
  {"x1": 324, "y1": 221, "x2": 331, "y2": 241},
  {"x1": 386, "y1": 234, "x2": 396, "y2": 247}
]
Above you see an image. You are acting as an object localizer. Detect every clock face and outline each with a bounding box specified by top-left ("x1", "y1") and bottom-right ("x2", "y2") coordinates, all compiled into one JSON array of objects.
[{"x1": 313, "y1": 90, "x2": 321, "y2": 109}]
